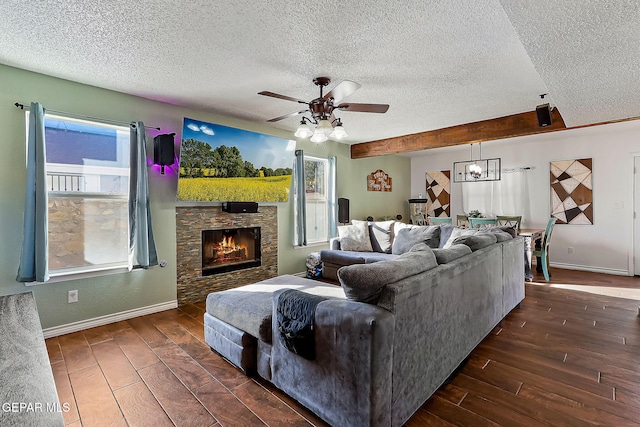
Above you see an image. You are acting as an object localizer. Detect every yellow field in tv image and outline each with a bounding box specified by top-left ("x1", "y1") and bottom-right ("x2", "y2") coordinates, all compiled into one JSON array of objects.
[{"x1": 177, "y1": 176, "x2": 292, "y2": 202}]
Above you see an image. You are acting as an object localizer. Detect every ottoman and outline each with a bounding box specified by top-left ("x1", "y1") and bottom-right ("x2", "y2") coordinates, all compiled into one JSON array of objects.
[{"x1": 204, "y1": 274, "x2": 345, "y2": 379}]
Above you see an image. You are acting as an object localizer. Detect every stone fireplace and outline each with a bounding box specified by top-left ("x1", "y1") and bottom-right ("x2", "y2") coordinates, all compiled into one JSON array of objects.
[{"x1": 176, "y1": 205, "x2": 277, "y2": 305}]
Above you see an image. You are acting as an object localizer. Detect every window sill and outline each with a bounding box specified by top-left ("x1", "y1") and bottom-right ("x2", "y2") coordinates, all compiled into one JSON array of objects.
[
  {"x1": 24, "y1": 264, "x2": 135, "y2": 286},
  {"x1": 294, "y1": 241, "x2": 330, "y2": 250}
]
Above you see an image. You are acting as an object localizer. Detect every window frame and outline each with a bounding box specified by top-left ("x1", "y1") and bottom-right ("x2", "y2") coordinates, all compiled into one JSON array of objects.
[
  {"x1": 33, "y1": 112, "x2": 132, "y2": 281},
  {"x1": 294, "y1": 153, "x2": 336, "y2": 247}
]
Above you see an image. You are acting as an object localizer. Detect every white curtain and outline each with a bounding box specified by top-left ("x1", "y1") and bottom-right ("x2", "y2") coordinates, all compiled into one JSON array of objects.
[{"x1": 462, "y1": 169, "x2": 531, "y2": 222}]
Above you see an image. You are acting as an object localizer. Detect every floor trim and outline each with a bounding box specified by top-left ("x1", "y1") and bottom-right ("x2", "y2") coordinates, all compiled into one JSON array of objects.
[
  {"x1": 550, "y1": 262, "x2": 631, "y2": 276},
  {"x1": 42, "y1": 300, "x2": 178, "y2": 339}
]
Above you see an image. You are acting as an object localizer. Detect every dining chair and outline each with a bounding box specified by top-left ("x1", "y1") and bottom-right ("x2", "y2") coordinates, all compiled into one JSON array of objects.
[
  {"x1": 456, "y1": 215, "x2": 469, "y2": 227},
  {"x1": 497, "y1": 215, "x2": 522, "y2": 231},
  {"x1": 468, "y1": 218, "x2": 498, "y2": 228},
  {"x1": 532, "y1": 217, "x2": 557, "y2": 281},
  {"x1": 428, "y1": 216, "x2": 452, "y2": 225},
  {"x1": 411, "y1": 213, "x2": 427, "y2": 226}
]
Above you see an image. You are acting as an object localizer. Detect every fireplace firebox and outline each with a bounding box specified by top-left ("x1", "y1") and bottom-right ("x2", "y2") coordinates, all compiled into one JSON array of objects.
[{"x1": 202, "y1": 227, "x2": 261, "y2": 276}]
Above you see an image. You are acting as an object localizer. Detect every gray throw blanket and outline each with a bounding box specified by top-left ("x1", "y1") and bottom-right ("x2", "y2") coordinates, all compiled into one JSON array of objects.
[{"x1": 276, "y1": 289, "x2": 328, "y2": 360}]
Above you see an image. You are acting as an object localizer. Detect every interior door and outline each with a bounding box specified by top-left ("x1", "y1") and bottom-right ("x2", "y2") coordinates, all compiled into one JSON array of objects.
[{"x1": 635, "y1": 156, "x2": 640, "y2": 275}]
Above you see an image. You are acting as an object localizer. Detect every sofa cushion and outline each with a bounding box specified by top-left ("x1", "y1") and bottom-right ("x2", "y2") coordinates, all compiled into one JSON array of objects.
[
  {"x1": 391, "y1": 225, "x2": 440, "y2": 254},
  {"x1": 368, "y1": 220, "x2": 396, "y2": 253},
  {"x1": 338, "y1": 243, "x2": 438, "y2": 304},
  {"x1": 320, "y1": 250, "x2": 397, "y2": 267},
  {"x1": 452, "y1": 233, "x2": 498, "y2": 251},
  {"x1": 487, "y1": 230, "x2": 513, "y2": 242},
  {"x1": 338, "y1": 220, "x2": 373, "y2": 252},
  {"x1": 432, "y1": 244, "x2": 472, "y2": 264},
  {"x1": 477, "y1": 225, "x2": 518, "y2": 238},
  {"x1": 206, "y1": 275, "x2": 345, "y2": 342}
]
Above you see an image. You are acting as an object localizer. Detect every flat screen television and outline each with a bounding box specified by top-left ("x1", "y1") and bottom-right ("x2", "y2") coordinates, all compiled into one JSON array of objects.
[{"x1": 177, "y1": 118, "x2": 296, "y2": 203}]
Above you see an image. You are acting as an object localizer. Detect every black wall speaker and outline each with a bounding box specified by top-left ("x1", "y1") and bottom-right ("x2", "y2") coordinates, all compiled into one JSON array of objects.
[
  {"x1": 536, "y1": 103, "x2": 553, "y2": 127},
  {"x1": 338, "y1": 198, "x2": 349, "y2": 223},
  {"x1": 153, "y1": 133, "x2": 175, "y2": 174},
  {"x1": 222, "y1": 202, "x2": 259, "y2": 213}
]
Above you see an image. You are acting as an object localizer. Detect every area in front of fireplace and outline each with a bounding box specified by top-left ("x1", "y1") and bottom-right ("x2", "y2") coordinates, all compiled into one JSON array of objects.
[{"x1": 201, "y1": 227, "x2": 261, "y2": 276}]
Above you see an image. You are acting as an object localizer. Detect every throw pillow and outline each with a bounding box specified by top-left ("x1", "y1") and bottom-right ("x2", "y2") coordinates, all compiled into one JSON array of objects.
[
  {"x1": 368, "y1": 220, "x2": 396, "y2": 253},
  {"x1": 432, "y1": 245, "x2": 472, "y2": 264},
  {"x1": 391, "y1": 225, "x2": 440, "y2": 254},
  {"x1": 438, "y1": 224, "x2": 456, "y2": 248},
  {"x1": 452, "y1": 233, "x2": 497, "y2": 251},
  {"x1": 442, "y1": 227, "x2": 478, "y2": 249},
  {"x1": 338, "y1": 243, "x2": 438, "y2": 304},
  {"x1": 338, "y1": 220, "x2": 373, "y2": 252}
]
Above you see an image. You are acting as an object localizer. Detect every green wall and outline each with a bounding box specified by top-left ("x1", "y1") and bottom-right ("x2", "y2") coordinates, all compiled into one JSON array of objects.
[{"x1": 0, "y1": 64, "x2": 411, "y2": 329}]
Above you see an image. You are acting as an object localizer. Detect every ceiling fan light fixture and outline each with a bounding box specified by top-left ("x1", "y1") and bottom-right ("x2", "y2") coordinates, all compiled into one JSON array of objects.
[
  {"x1": 294, "y1": 121, "x2": 313, "y2": 138},
  {"x1": 316, "y1": 118, "x2": 333, "y2": 135},
  {"x1": 329, "y1": 122, "x2": 348, "y2": 140},
  {"x1": 310, "y1": 128, "x2": 328, "y2": 143}
]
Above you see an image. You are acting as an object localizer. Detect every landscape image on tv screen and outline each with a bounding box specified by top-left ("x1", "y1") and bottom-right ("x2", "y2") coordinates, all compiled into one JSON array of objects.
[{"x1": 177, "y1": 118, "x2": 296, "y2": 202}]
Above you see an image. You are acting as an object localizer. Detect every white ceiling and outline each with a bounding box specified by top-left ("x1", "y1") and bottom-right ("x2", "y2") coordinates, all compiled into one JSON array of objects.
[{"x1": 1, "y1": 0, "x2": 639, "y2": 145}]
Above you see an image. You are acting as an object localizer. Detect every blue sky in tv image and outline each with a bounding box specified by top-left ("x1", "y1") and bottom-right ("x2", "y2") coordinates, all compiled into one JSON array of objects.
[{"x1": 181, "y1": 117, "x2": 295, "y2": 170}]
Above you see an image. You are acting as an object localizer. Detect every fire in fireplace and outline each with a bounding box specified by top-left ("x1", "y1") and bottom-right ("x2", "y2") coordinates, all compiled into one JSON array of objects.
[{"x1": 201, "y1": 227, "x2": 261, "y2": 276}]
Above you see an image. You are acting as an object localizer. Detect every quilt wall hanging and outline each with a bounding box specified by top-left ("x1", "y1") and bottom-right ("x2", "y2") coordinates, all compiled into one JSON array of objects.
[
  {"x1": 425, "y1": 170, "x2": 451, "y2": 217},
  {"x1": 550, "y1": 158, "x2": 593, "y2": 224}
]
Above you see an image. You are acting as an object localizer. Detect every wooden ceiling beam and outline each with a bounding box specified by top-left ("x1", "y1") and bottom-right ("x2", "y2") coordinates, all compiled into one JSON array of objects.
[{"x1": 350, "y1": 108, "x2": 567, "y2": 159}]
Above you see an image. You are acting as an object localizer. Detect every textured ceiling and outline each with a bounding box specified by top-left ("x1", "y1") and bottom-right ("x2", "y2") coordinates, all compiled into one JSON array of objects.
[{"x1": 1, "y1": 0, "x2": 638, "y2": 145}]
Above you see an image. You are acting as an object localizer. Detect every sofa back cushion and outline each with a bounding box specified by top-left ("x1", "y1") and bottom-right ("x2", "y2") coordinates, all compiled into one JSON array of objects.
[
  {"x1": 338, "y1": 220, "x2": 373, "y2": 252},
  {"x1": 391, "y1": 224, "x2": 440, "y2": 254},
  {"x1": 432, "y1": 245, "x2": 472, "y2": 264},
  {"x1": 452, "y1": 233, "x2": 498, "y2": 251},
  {"x1": 338, "y1": 243, "x2": 438, "y2": 304}
]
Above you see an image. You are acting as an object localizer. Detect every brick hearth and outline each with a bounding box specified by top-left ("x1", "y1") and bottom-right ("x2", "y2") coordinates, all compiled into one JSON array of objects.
[{"x1": 175, "y1": 205, "x2": 278, "y2": 305}]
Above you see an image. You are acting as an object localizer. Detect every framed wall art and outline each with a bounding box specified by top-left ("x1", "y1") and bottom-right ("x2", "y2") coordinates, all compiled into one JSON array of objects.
[
  {"x1": 550, "y1": 158, "x2": 593, "y2": 224},
  {"x1": 425, "y1": 170, "x2": 451, "y2": 217}
]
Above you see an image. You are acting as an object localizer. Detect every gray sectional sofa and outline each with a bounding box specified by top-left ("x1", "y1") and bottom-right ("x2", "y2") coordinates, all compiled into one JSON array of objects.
[{"x1": 204, "y1": 223, "x2": 524, "y2": 427}]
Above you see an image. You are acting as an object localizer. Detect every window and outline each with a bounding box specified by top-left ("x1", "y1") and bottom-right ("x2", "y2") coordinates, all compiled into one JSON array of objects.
[
  {"x1": 294, "y1": 153, "x2": 336, "y2": 245},
  {"x1": 42, "y1": 114, "x2": 130, "y2": 275}
]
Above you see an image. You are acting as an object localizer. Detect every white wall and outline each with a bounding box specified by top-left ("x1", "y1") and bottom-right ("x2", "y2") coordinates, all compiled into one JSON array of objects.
[{"x1": 410, "y1": 120, "x2": 640, "y2": 275}]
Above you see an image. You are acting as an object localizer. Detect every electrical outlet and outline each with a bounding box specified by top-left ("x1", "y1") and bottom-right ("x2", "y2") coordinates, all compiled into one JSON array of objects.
[
  {"x1": 568, "y1": 247, "x2": 574, "y2": 254},
  {"x1": 68, "y1": 290, "x2": 78, "y2": 304}
]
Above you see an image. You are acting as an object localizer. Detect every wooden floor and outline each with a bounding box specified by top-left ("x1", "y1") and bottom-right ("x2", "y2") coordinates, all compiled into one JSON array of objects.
[{"x1": 46, "y1": 268, "x2": 640, "y2": 426}]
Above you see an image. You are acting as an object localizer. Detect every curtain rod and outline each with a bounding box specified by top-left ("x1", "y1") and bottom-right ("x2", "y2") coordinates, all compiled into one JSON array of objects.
[{"x1": 14, "y1": 102, "x2": 161, "y2": 130}]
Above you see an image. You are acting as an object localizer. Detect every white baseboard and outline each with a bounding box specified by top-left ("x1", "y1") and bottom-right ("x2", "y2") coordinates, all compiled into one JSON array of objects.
[
  {"x1": 550, "y1": 262, "x2": 631, "y2": 276},
  {"x1": 42, "y1": 300, "x2": 178, "y2": 339}
]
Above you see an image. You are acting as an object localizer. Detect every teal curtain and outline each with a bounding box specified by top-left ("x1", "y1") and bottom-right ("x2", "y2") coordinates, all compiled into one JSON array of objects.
[
  {"x1": 327, "y1": 155, "x2": 338, "y2": 238},
  {"x1": 17, "y1": 102, "x2": 49, "y2": 282},
  {"x1": 128, "y1": 122, "x2": 158, "y2": 270},
  {"x1": 294, "y1": 149, "x2": 307, "y2": 246}
]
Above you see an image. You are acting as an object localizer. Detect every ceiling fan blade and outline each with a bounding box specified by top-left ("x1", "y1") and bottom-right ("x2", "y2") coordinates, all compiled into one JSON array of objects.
[
  {"x1": 323, "y1": 80, "x2": 361, "y2": 103},
  {"x1": 267, "y1": 110, "x2": 309, "y2": 122},
  {"x1": 258, "y1": 91, "x2": 308, "y2": 104},
  {"x1": 336, "y1": 103, "x2": 390, "y2": 113}
]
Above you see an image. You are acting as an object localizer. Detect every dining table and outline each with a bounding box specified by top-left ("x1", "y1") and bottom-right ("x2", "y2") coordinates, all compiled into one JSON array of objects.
[{"x1": 518, "y1": 228, "x2": 544, "y2": 281}]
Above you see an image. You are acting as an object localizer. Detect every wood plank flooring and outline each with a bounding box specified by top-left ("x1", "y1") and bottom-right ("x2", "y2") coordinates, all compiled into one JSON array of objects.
[{"x1": 46, "y1": 268, "x2": 640, "y2": 426}]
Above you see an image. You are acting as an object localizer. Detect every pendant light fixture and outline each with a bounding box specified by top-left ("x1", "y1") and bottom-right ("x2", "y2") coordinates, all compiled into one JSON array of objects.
[{"x1": 452, "y1": 142, "x2": 501, "y2": 182}]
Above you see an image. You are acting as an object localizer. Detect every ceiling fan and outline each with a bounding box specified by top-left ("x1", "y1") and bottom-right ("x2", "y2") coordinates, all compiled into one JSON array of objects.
[{"x1": 258, "y1": 77, "x2": 389, "y2": 142}]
